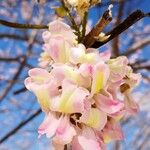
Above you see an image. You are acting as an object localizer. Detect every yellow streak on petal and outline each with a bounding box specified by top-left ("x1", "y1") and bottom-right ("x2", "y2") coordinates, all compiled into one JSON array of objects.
[
  {"x1": 64, "y1": 67, "x2": 78, "y2": 83},
  {"x1": 91, "y1": 71, "x2": 104, "y2": 95},
  {"x1": 33, "y1": 76, "x2": 45, "y2": 83},
  {"x1": 35, "y1": 89, "x2": 50, "y2": 112},
  {"x1": 84, "y1": 53, "x2": 95, "y2": 63},
  {"x1": 103, "y1": 134, "x2": 111, "y2": 143},
  {"x1": 59, "y1": 90, "x2": 74, "y2": 113},
  {"x1": 86, "y1": 108, "x2": 101, "y2": 128}
]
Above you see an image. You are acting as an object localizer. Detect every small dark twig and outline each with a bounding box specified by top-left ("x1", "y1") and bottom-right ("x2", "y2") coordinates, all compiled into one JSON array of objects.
[
  {"x1": 0, "y1": 109, "x2": 42, "y2": 144},
  {"x1": 13, "y1": 87, "x2": 27, "y2": 95},
  {"x1": 83, "y1": 8, "x2": 112, "y2": 48},
  {"x1": 92, "y1": 10, "x2": 150, "y2": 48},
  {"x1": 0, "y1": 19, "x2": 48, "y2": 29}
]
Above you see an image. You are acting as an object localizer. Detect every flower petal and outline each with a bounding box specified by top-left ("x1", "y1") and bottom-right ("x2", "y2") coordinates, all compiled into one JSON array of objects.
[
  {"x1": 102, "y1": 120, "x2": 124, "y2": 143},
  {"x1": 48, "y1": 20, "x2": 76, "y2": 44},
  {"x1": 124, "y1": 92, "x2": 140, "y2": 115},
  {"x1": 91, "y1": 62, "x2": 110, "y2": 95},
  {"x1": 72, "y1": 127, "x2": 105, "y2": 150},
  {"x1": 38, "y1": 112, "x2": 60, "y2": 138},
  {"x1": 80, "y1": 108, "x2": 107, "y2": 130},
  {"x1": 53, "y1": 115, "x2": 76, "y2": 145},
  {"x1": 95, "y1": 94, "x2": 124, "y2": 114},
  {"x1": 58, "y1": 80, "x2": 89, "y2": 113}
]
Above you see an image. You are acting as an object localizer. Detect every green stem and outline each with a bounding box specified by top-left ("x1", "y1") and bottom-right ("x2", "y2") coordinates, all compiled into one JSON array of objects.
[{"x1": 60, "y1": 0, "x2": 81, "y2": 42}]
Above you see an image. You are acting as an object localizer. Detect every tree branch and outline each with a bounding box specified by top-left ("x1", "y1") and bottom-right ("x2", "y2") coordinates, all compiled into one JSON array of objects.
[
  {"x1": 112, "y1": 0, "x2": 125, "y2": 56},
  {"x1": 0, "y1": 109, "x2": 42, "y2": 144},
  {"x1": 92, "y1": 10, "x2": 150, "y2": 48},
  {"x1": 83, "y1": 8, "x2": 112, "y2": 48},
  {"x1": 0, "y1": 19, "x2": 48, "y2": 29},
  {"x1": 0, "y1": 34, "x2": 42, "y2": 44},
  {"x1": 122, "y1": 38, "x2": 150, "y2": 56},
  {"x1": 13, "y1": 87, "x2": 27, "y2": 95}
]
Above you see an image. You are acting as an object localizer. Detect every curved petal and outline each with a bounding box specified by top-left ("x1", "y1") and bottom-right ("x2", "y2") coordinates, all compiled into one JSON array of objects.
[
  {"x1": 80, "y1": 108, "x2": 107, "y2": 130},
  {"x1": 70, "y1": 44, "x2": 86, "y2": 64},
  {"x1": 46, "y1": 36, "x2": 70, "y2": 63},
  {"x1": 42, "y1": 31, "x2": 51, "y2": 43},
  {"x1": 95, "y1": 94, "x2": 124, "y2": 114},
  {"x1": 91, "y1": 62, "x2": 110, "y2": 95},
  {"x1": 72, "y1": 127, "x2": 105, "y2": 150},
  {"x1": 38, "y1": 112, "x2": 60, "y2": 138},
  {"x1": 53, "y1": 115, "x2": 76, "y2": 145},
  {"x1": 79, "y1": 64, "x2": 93, "y2": 78},
  {"x1": 58, "y1": 80, "x2": 89, "y2": 113},
  {"x1": 124, "y1": 92, "x2": 139, "y2": 115},
  {"x1": 48, "y1": 20, "x2": 76, "y2": 44},
  {"x1": 102, "y1": 120, "x2": 124, "y2": 143}
]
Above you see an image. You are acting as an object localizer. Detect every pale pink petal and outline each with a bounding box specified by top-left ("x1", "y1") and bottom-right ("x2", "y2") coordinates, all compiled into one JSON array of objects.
[
  {"x1": 124, "y1": 92, "x2": 140, "y2": 115},
  {"x1": 79, "y1": 64, "x2": 93, "y2": 77},
  {"x1": 70, "y1": 44, "x2": 86, "y2": 64},
  {"x1": 99, "y1": 51, "x2": 111, "y2": 62},
  {"x1": 95, "y1": 94, "x2": 124, "y2": 114},
  {"x1": 108, "y1": 109, "x2": 125, "y2": 121},
  {"x1": 72, "y1": 127, "x2": 105, "y2": 150},
  {"x1": 65, "y1": 87, "x2": 89, "y2": 113},
  {"x1": 53, "y1": 116, "x2": 76, "y2": 145},
  {"x1": 91, "y1": 62, "x2": 110, "y2": 95},
  {"x1": 48, "y1": 20, "x2": 76, "y2": 44},
  {"x1": 42, "y1": 31, "x2": 51, "y2": 43},
  {"x1": 80, "y1": 108, "x2": 107, "y2": 130},
  {"x1": 28, "y1": 68, "x2": 50, "y2": 79},
  {"x1": 52, "y1": 141, "x2": 64, "y2": 150},
  {"x1": 38, "y1": 112, "x2": 60, "y2": 138},
  {"x1": 58, "y1": 79, "x2": 89, "y2": 113},
  {"x1": 102, "y1": 120, "x2": 124, "y2": 143}
]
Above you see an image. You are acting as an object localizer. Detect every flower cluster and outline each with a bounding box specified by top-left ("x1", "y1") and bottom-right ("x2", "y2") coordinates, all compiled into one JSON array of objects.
[
  {"x1": 25, "y1": 20, "x2": 141, "y2": 150},
  {"x1": 65, "y1": 0, "x2": 101, "y2": 17}
]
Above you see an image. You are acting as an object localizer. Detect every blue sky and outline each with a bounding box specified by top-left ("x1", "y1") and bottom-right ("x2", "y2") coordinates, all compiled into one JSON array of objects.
[{"x1": 0, "y1": 0, "x2": 150, "y2": 149}]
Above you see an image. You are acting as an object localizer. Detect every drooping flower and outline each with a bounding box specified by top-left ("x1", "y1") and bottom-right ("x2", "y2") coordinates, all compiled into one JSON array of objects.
[{"x1": 24, "y1": 20, "x2": 141, "y2": 149}]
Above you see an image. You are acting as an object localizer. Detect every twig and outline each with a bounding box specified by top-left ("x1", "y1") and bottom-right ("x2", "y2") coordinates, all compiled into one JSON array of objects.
[
  {"x1": 92, "y1": 10, "x2": 150, "y2": 48},
  {"x1": 83, "y1": 8, "x2": 112, "y2": 48},
  {"x1": 81, "y1": 11, "x2": 88, "y2": 42},
  {"x1": 13, "y1": 87, "x2": 27, "y2": 95},
  {"x1": 0, "y1": 19, "x2": 48, "y2": 29},
  {"x1": 0, "y1": 56, "x2": 26, "y2": 102},
  {"x1": 122, "y1": 38, "x2": 150, "y2": 56},
  {"x1": 133, "y1": 65, "x2": 150, "y2": 71},
  {"x1": 0, "y1": 109, "x2": 42, "y2": 144},
  {"x1": 112, "y1": 0, "x2": 125, "y2": 56},
  {"x1": 0, "y1": 34, "x2": 42, "y2": 44}
]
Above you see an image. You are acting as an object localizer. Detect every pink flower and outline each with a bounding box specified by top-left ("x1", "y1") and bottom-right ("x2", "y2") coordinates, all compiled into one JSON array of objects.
[
  {"x1": 72, "y1": 127, "x2": 106, "y2": 150},
  {"x1": 38, "y1": 112, "x2": 76, "y2": 145},
  {"x1": 102, "y1": 119, "x2": 124, "y2": 143},
  {"x1": 24, "y1": 20, "x2": 141, "y2": 149},
  {"x1": 95, "y1": 93, "x2": 124, "y2": 114}
]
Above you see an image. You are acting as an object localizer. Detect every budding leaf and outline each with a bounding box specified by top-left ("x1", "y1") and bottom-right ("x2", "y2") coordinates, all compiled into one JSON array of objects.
[{"x1": 55, "y1": 6, "x2": 67, "y2": 18}]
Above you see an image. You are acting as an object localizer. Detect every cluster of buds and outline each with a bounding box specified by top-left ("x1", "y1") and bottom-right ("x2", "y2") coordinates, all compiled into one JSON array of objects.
[
  {"x1": 65, "y1": 0, "x2": 101, "y2": 17},
  {"x1": 25, "y1": 20, "x2": 141, "y2": 150}
]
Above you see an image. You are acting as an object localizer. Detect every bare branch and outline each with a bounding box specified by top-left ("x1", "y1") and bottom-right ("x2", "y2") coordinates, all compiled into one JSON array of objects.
[
  {"x1": 13, "y1": 87, "x2": 27, "y2": 95},
  {"x1": 133, "y1": 65, "x2": 150, "y2": 71},
  {"x1": 112, "y1": 0, "x2": 125, "y2": 56},
  {"x1": 122, "y1": 38, "x2": 150, "y2": 56},
  {"x1": 0, "y1": 56, "x2": 26, "y2": 102},
  {"x1": 0, "y1": 34, "x2": 42, "y2": 44},
  {"x1": 0, "y1": 19, "x2": 48, "y2": 29},
  {"x1": 0, "y1": 109, "x2": 42, "y2": 144},
  {"x1": 83, "y1": 8, "x2": 112, "y2": 48},
  {"x1": 92, "y1": 10, "x2": 150, "y2": 48}
]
